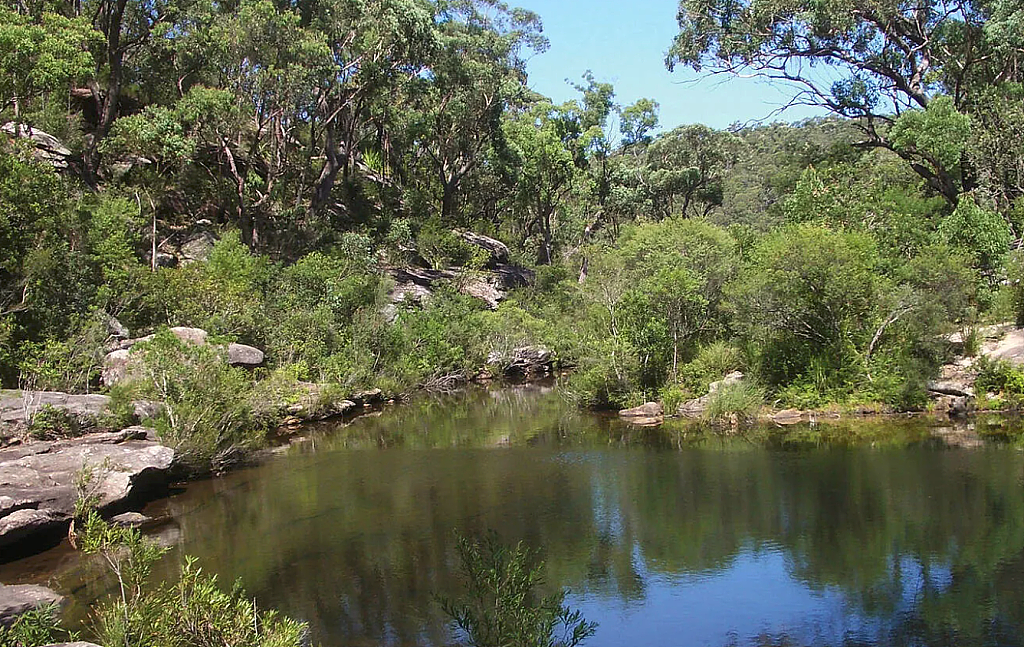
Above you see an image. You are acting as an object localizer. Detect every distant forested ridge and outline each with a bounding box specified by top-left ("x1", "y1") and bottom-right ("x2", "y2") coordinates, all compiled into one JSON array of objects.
[{"x1": 2, "y1": 0, "x2": 1024, "y2": 437}]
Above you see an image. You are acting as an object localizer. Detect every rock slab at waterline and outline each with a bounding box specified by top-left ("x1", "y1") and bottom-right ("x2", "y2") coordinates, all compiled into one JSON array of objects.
[
  {"x1": 0, "y1": 431, "x2": 174, "y2": 552},
  {"x1": 0, "y1": 583, "x2": 64, "y2": 625}
]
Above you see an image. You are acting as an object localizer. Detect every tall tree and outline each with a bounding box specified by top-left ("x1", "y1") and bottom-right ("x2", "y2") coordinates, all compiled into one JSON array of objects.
[{"x1": 666, "y1": 0, "x2": 1021, "y2": 203}]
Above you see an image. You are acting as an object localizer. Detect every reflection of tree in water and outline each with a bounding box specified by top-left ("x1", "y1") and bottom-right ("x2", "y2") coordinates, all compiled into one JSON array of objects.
[{"x1": 151, "y1": 390, "x2": 1024, "y2": 647}]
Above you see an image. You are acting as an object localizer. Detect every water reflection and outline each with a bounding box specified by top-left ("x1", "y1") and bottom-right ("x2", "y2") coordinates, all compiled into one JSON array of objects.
[{"x1": 8, "y1": 387, "x2": 1024, "y2": 647}]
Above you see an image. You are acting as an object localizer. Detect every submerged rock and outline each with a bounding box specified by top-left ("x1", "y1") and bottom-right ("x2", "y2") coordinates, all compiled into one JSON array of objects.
[{"x1": 0, "y1": 583, "x2": 64, "y2": 625}]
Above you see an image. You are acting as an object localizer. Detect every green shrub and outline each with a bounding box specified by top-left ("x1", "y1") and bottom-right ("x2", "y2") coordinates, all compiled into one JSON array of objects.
[
  {"x1": 439, "y1": 532, "x2": 596, "y2": 647},
  {"x1": 27, "y1": 405, "x2": 84, "y2": 439},
  {"x1": 78, "y1": 512, "x2": 308, "y2": 647},
  {"x1": 677, "y1": 341, "x2": 746, "y2": 396},
  {"x1": 0, "y1": 604, "x2": 68, "y2": 647},
  {"x1": 976, "y1": 357, "x2": 1024, "y2": 405},
  {"x1": 703, "y1": 381, "x2": 764, "y2": 424},
  {"x1": 125, "y1": 329, "x2": 271, "y2": 469}
]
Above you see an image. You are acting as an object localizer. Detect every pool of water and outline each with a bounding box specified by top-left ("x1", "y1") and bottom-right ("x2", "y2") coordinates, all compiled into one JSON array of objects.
[{"x1": 6, "y1": 385, "x2": 1024, "y2": 647}]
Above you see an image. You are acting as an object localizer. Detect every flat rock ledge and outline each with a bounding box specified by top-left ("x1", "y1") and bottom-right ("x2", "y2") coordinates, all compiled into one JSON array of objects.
[
  {"x1": 0, "y1": 583, "x2": 64, "y2": 626},
  {"x1": 0, "y1": 430, "x2": 174, "y2": 555},
  {"x1": 0, "y1": 391, "x2": 111, "y2": 428}
]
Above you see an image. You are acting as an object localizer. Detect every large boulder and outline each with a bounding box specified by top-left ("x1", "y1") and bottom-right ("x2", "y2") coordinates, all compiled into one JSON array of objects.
[
  {"x1": 227, "y1": 343, "x2": 264, "y2": 367},
  {"x1": 453, "y1": 230, "x2": 510, "y2": 266},
  {"x1": 0, "y1": 584, "x2": 64, "y2": 626},
  {"x1": 177, "y1": 231, "x2": 217, "y2": 265},
  {"x1": 0, "y1": 431, "x2": 174, "y2": 553},
  {"x1": 385, "y1": 265, "x2": 534, "y2": 312},
  {"x1": 708, "y1": 371, "x2": 744, "y2": 394},
  {"x1": 619, "y1": 402, "x2": 664, "y2": 426}
]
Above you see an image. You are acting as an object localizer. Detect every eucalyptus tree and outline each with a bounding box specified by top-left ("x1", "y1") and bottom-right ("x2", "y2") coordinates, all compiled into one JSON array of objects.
[
  {"x1": 305, "y1": 0, "x2": 438, "y2": 218},
  {"x1": 0, "y1": 3, "x2": 97, "y2": 120},
  {"x1": 409, "y1": 0, "x2": 546, "y2": 221},
  {"x1": 642, "y1": 124, "x2": 738, "y2": 219},
  {"x1": 666, "y1": 0, "x2": 1023, "y2": 203}
]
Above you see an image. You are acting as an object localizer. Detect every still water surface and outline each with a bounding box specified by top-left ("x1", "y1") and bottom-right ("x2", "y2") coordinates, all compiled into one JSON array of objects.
[{"x1": 15, "y1": 385, "x2": 1024, "y2": 647}]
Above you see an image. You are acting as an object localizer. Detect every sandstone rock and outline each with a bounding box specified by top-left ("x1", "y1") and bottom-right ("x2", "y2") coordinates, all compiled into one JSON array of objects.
[
  {"x1": 708, "y1": 371, "x2": 744, "y2": 394},
  {"x1": 177, "y1": 231, "x2": 217, "y2": 265},
  {"x1": 0, "y1": 433, "x2": 174, "y2": 551},
  {"x1": 103, "y1": 314, "x2": 130, "y2": 341},
  {"x1": 771, "y1": 409, "x2": 806, "y2": 425},
  {"x1": 132, "y1": 400, "x2": 163, "y2": 421},
  {"x1": 1, "y1": 123, "x2": 71, "y2": 169},
  {"x1": 487, "y1": 346, "x2": 554, "y2": 376},
  {"x1": 927, "y1": 380, "x2": 975, "y2": 398},
  {"x1": 104, "y1": 328, "x2": 265, "y2": 386},
  {"x1": 0, "y1": 584, "x2": 64, "y2": 625},
  {"x1": 168, "y1": 326, "x2": 208, "y2": 346},
  {"x1": 678, "y1": 396, "x2": 709, "y2": 418},
  {"x1": 619, "y1": 402, "x2": 664, "y2": 418},
  {"x1": 0, "y1": 391, "x2": 111, "y2": 426},
  {"x1": 110, "y1": 511, "x2": 151, "y2": 527},
  {"x1": 351, "y1": 389, "x2": 383, "y2": 405},
  {"x1": 385, "y1": 265, "x2": 534, "y2": 312},
  {"x1": 102, "y1": 350, "x2": 131, "y2": 387},
  {"x1": 227, "y1": 343, "x2": 264, "y2": 367},
  {"x1": 454, "y1": 230, "x2": 510, "y2": 265}
]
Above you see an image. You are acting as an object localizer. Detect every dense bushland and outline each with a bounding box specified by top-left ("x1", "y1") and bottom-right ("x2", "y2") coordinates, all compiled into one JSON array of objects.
[{"x1": 1, "y1": 0, "x2": 1023, "y2": 442}]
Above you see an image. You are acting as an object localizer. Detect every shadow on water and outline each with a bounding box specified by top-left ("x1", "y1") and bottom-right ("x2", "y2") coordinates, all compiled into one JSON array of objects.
[{"x1": 6, "y1": 385, "x2": 1024, "y2": 647}]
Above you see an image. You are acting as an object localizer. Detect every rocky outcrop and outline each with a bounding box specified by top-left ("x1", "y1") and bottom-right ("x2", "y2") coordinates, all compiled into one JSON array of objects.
[
  {"x1": 0, "y1": 431, "x2": 174, "y2": 554},
  {"x1": 2, "y1": 123, "x2": 72, "y2": 169},
  {"x1": 0, "y1": 391, "x2": 111, "y2": 428},
  {"x1": 102, "y1": 327, "x2": 265, "y2": 386},
  {"x1": 385, "y1": 264, "x2": 535, "y2": 312},
  {"x1": 454, "y1": 230, "x2": 510, "y2": 266},
  {"x1": 0, "y1": 584, "x2": 64, "y2": 625},
  {"x1": 487, "y1": 346, "x2": 554, "y2": 377}
]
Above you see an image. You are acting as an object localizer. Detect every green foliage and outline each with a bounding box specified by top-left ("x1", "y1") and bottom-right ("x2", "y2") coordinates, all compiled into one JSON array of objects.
[
  {"x1": 127, "y1": 329, "x2": 269, "y2": 469},
  {"x1": 677, "y1": 341, "x2": 746, "y2": 396},
  {"x1": 78, "y1": 512, "x2": 308, "y2": 647},
  {"x1": 976, "y1": 357, "x2": 1024, "y2": 400},
  {"x1": 702, "y1": 381, "x2": 764, "y2": 425},
  {"x1": 440, "y1": 532, "x2": 597, "y2": 647},
  {"x1": 728, "y1": 224, "x2": 884, "y2": 388},
  {"x1": 939, "y1": 195, "x2": 1012, "y2": 272},
  {"x1": 27, "y1": 404, "x2": 83, "y2": 439},
  {"x1": 890, "y1": 97, "x2": 972, "y2": 183},
  {"x1": 0, "y1": 7, "x2": 98, "y2": 110},
  {"x1": 0, "y1": 604, "x2": 67, "y2": 647}
]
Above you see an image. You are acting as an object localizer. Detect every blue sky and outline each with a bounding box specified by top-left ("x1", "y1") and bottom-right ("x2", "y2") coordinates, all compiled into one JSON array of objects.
[{"x1": 515, "y1": 0, "x2": 828, "y2": 132}]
